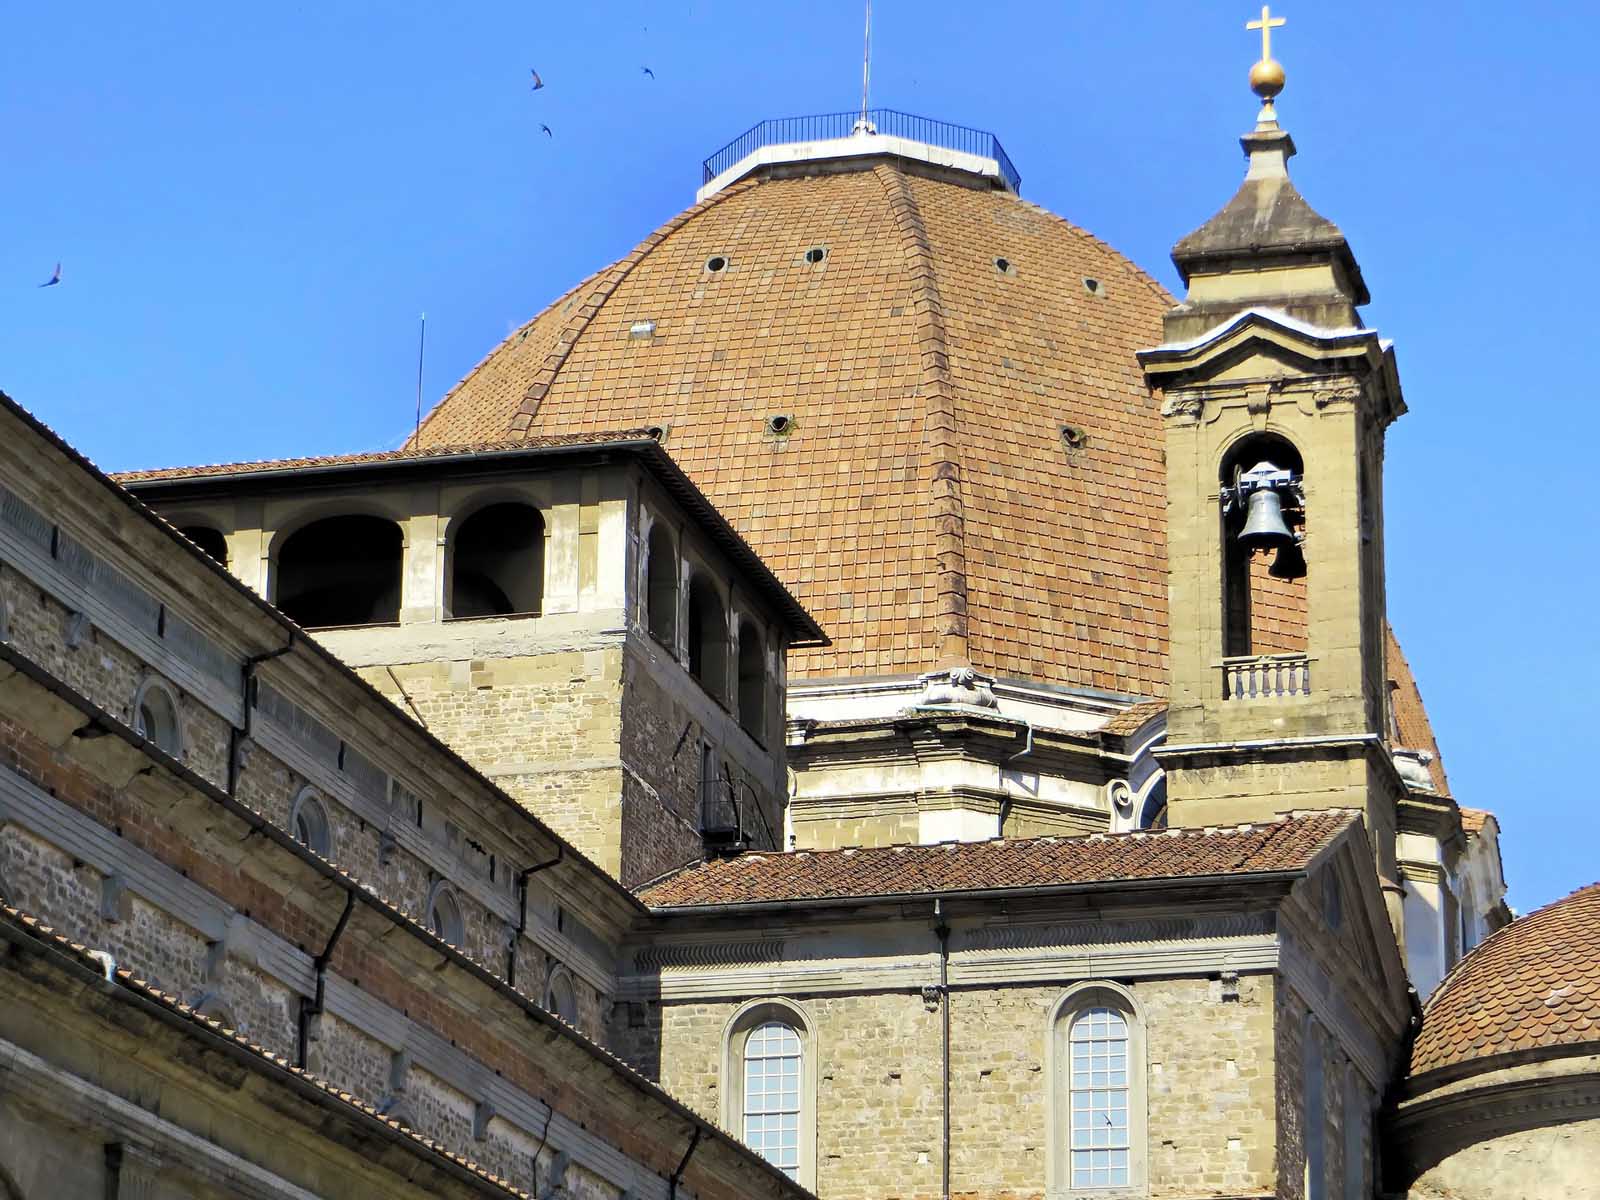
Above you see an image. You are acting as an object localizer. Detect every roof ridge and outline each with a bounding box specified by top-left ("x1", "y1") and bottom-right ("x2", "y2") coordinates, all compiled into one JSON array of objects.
[
  {"x1": 873, "y1": 163, "x2": 968, "y2": 667},
  {"x1": 507, "y1": 177, "x2": 763, "y2": 436},
  {"x1": 410, "y1": 268, "x2": 603, "y2": 449}
]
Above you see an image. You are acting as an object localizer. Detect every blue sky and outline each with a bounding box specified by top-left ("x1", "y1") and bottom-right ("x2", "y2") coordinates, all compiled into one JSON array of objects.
[{"x1": 2, "y1": 4, "x2": 1595, "y2": 911}]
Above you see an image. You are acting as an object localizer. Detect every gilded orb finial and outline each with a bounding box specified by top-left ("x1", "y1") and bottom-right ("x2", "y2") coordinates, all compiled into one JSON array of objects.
[{"x1": 1245, "y1": 5, "x2": 1287, "y2": 104}]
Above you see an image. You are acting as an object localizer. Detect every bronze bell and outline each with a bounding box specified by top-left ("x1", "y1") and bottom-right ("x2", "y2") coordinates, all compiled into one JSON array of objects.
[
  {"x1": 1237, "y1": 487, "x2": 1294, "y2": 552},
  {"x1": 1269, "y1": 538, "x2": 1307, "y2": 580}
]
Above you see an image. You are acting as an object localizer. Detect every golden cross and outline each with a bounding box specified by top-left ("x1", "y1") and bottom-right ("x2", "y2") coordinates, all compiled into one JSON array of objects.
[{"x1": 1246, "y1": 5, "x2": 1286, "y2": 62}]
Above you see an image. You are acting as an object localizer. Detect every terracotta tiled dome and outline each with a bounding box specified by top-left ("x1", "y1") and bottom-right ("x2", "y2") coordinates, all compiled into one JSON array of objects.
[
  {"x1": 412, "y1": 162, "x2": 1173, "y2": 692},
  {"x1": 1410, "y1": 881, "x2": 1600, "y2": 1078}
]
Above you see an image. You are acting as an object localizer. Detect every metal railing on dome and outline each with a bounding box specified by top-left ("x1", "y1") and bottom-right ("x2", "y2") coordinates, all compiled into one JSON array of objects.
[{"x1": 701, "y1": 109, "x2": 1021, "y2": 194}]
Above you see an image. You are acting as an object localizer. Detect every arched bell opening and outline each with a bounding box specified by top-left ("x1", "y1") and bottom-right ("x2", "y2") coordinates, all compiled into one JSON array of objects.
[
  {"x1": 276, "y1": 515, "x2": 403, "y2": 629},
  {"x1": 449, "y1": 502, "x2": 545, "y2": 619},
  {"x1": 1220, "y1": 434, "x2": 1307, "y2": 660}
]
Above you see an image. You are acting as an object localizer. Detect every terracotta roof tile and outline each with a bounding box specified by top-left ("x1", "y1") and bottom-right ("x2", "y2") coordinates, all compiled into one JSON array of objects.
[
  {"x1": 111, "y1": 430, "x2": 660, "y2": 484},
  {"x1": 1459, "y1": 807, "x2": 1494, "y2": 836},
  {"x1": 639, "y1": 810, "x2": 1354, "y2": 908},
  {"x1": 1386, "y1": 625, "x2": 1452, "y2": 795},
  {"x1": 1409, "y1": 881, "x2": 1600, "y2": 1077},
  {"x1": 1100, "y1": 700, "x2": 1167, "y2": 737}
]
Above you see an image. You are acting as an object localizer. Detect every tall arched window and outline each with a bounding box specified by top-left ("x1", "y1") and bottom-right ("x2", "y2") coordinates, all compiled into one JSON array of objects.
[
  {"x1": 687, "y1": 573, "x2": 729, "y2": 704},
  {"x1": 737, "y1": 621, "x2": 767, "y2": 744},
  {"x1": 646, "y1": 523, "x2": 678, "y2": 647},
  {"x1": 276, "y1": 514, "x2": 402, "y2": 628},
  {"x1": 723, "y1": 1000, "x2": 816, "y2": 1187},
  {"x1": 178, "y1": 525, "x2": 228, "y2": 566},
  {"x1": 1050, "y1": 983, "x2": 1146, "y2": 1195},
  {"x1": 133, "y1": 676, "x2": 184, "y2": 758},
  {"x1": 450, "y1": 502, "x2": 544, "y2": 618}
]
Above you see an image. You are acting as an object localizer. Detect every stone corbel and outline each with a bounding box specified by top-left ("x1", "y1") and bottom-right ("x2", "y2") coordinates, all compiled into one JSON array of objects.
[
  {"x1": 1313, "y1": 383, "x2": 1363, "y2": 412},
  {"x1": 1160, "y1": 393, "x2": 1204, "y2": 424},
  {"x1": 915, "y1": 666, "x2": 997, "y2": 710}
]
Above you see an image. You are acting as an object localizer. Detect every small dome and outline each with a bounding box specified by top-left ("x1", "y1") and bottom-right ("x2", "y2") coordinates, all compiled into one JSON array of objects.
[{"x1": 1410, "y1": 881, "x2": 1600, "y2": 1078}]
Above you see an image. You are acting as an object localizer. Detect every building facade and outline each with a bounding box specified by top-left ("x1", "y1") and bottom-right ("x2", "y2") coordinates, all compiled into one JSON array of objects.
[{"x1": 0, "y1": 37, "x2": 1586, "y2": 1200}]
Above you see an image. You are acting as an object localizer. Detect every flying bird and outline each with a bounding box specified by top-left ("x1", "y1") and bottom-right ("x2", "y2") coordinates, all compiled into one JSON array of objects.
[
  {"x1": 39, "y1": 263, "x2": 61, "y2": 288},
  {"x1": 540, "y1": 123, "x2": 553, "y2": 138},
  {"x1": 529, "y1": 68, "x2": 544, "y2": 90},
  {"x1": 641, "y1": 66, "x2": 655, "y2": 79}
]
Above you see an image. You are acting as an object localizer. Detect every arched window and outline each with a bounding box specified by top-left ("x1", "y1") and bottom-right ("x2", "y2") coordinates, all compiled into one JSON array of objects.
[
  {"x1": 737, "y1": 621, "x2": 767, "y2": 744},
  {"x1": 1137, "y1": 777, "x2": 1168, "y2": 831},
  {"x1": 133, "y1": 676, "x2": 184, "y2": 757},
  {"x1": 545, "y1": 965, "x2": 578, "y2": 1025},
  {"x1": 646, "y1": 523, "x2": 678, "y2": 647},
  {"x1": 178, "y1": 525, "x2": 228, "y2": 566},
  {"x1": 1050, "y1": 983, "x2": 1146, "y2": 1195},
  {"x1": 687, "y1": 573, "x2": 729, "y2": 704},
  {"x1": 450, "y1": 502, "x2": 544, "y2": 618},
  {"x1": 723, "y1": 1000, "x2": 816, "y2": 1187},
  {"x1": 290, "y1": 787, "x2": 332, "y2": 858},
  {"x1": 276, "y1": 514, "x2": 402, "y2": 629},
  {"x1": 427, "y1": 882, "x2": 465, "y2": 947},
  {"x1": 1305, "y1": 1015, "x2": 1327, "y2": 1200}
]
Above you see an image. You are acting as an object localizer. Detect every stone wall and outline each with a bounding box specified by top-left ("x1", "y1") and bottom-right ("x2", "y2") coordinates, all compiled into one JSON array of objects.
[{"x1": 647, "y1": 974, "x2": 1284, "y2": 1200}]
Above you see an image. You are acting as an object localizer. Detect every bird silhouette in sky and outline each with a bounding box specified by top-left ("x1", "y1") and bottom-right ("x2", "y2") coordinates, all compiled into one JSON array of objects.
[
  {"x1": 529, "y1": 68, "x2": 544, "y2": 91},
  {"x1": 39, "y1": 263, "x2": 61, "y2": 288},
  {"x1": 540, "y1": 123, "x2": 553, "y2": 138},
  {"x1": 641, "y1": 66, "x2": 655, "y2": 79}
]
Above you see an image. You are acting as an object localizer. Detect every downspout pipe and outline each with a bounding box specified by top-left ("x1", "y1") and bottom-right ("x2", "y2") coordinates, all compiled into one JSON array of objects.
[
  {"x1": 229, "y1": 632, "x2": 295, "y2": 795},
  {"x1": 934, "y1": 898, "x2": 951, "y2": 1200},
  {"x1": 298, "y1": 889, "x2": 354, "y2": 1068},
  {"x1": 668, "y1": 1125, "x2": 702, "y2": 1200},
  {"x1": 509, "y1": 845, "x2": 564, "y2": 990}
]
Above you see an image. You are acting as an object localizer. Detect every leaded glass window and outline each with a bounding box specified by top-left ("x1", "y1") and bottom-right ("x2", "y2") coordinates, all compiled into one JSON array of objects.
[
  {"x1": 1069, "y1": 1006, "x2": 1131, "y2": 1188},
  {"x1": 743, "y1": 1020, "x2": 801, "y2": 1179}
]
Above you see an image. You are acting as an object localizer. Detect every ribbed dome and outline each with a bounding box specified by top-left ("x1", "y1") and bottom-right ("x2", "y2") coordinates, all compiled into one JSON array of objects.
[
  {"x1": 1410, "y1": 882, "x2": 1600, "y2": 1078},
  {"x1": 413, "y1": 161, "x2": 1178, "y2": 692}
]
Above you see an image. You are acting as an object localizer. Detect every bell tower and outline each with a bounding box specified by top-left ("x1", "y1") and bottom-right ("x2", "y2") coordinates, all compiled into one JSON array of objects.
[{"x1": 1138, "y1": 19, "x2": 1407, "y2": 901}]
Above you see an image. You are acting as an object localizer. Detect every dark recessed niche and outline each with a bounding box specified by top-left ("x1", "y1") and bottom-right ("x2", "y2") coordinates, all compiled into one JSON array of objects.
[
  {"x1": 1059, "y1": 423, "x2": 1089, "y2": 450},
  {"x1": 804, "y1": 246, "x2": 828, "y2": 265},
  {"x1": 994, "y1": 256, "x2": 1016, "y2": 276},
  {"x1": 1083, "y1": 277, "x2": 1104, "y2": 296},
  {"x1": 765, "y1": 414, "x2": 795, "y2": 437},
  {"x1": 705, "y1": 255, "x2": 729, "y2": 273}
]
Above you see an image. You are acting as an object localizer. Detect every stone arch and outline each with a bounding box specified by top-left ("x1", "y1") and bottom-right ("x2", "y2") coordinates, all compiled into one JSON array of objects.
[
  {"x1": 447, "y1": 500, "x2": 545, "y2": 618},
  {"x1": 274, "y1": 513, "x2": 403, "y2": 628}
]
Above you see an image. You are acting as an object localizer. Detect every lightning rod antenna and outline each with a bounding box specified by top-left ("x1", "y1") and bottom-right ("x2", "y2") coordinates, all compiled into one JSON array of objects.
[
  {"x1": 414, "y1": 312, "x2": 426, "y2": 442},
  {"x1": 860, "y1": 0, "x2": 872, "y2": 127}
]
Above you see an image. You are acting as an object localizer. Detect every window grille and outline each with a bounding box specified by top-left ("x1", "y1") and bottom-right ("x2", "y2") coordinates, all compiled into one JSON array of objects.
[
  {"x1": 1069, "y1": 1006, "x2": 1131, "y2": 1188},
  {"x1": 743, "y1": 1021, "x2": 802, "y2": 1179}
]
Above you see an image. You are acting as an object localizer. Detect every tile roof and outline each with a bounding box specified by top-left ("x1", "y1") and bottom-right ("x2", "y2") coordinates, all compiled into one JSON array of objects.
[
  {"x1": 110, "y1": 430, "x2": 659, "y2": 483},
  {"x1": 639, "y1": 810, "x2": 1354, "y2": 908},
  {"x1": 1409, "y1": 881, "x2": 1600, "y2": 1078},
  {"x1": 0, "y1": 902, "x2": 536, "y2": 1198},
  {"x1": 1100, "y1": 699, "x2": 1168, "y2": 737},
  {"x1": 1459, "y1": 807, "x2": 1494, "y2": 836},
  {"x1": 408, "y1": 164, "x2": 1175, "y2": 693},
  {"x1": 1386, "y1": 625, "x2": 1453, "y2": 795}
]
